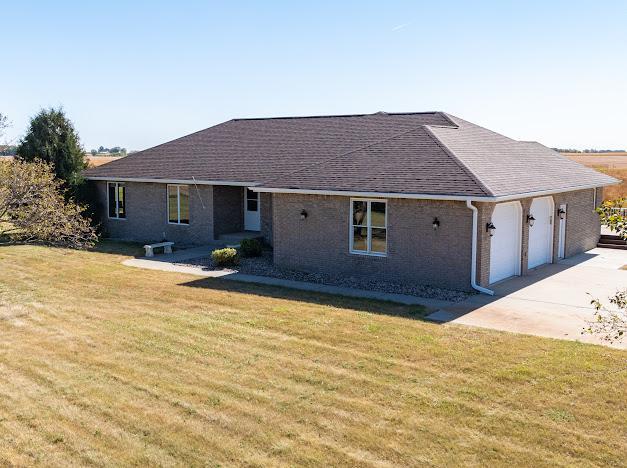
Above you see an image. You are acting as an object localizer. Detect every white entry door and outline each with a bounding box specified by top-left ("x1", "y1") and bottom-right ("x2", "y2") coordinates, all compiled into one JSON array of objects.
[
  {"x1": 489, "y1": 201, "x2": 522, "y2": 284},
  {"x1": 528, "y1": 197, "x2": 554, "y2": 269},
  {"x1": 244, "y1": 188, "x2": 260, "y2": 231},
  {"x1": 557, "y1": 204, "x2": 566, "y2": 259}
]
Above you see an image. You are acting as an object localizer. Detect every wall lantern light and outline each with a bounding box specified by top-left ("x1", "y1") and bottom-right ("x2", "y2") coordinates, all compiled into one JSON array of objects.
[
  {"x1": 557, "y1": 207, "x2": 566, "y2": 220},
  {"x1": 486, "y1": 222, "x2": 496, "y2": 237},
  {"x1": 432, "y1": 217, "x2": 440, "y2": 230},
  {"x1": 527, "y1": 214, "x2": 536, "y2": 227},
  {"x1": 300, "y1": 209, "x2": 308, "y2": 220}
]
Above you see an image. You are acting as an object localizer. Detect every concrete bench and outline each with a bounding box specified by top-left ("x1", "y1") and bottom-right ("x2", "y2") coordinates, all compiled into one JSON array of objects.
[{"x1": 143, "y1": 242, "x2": 174, "y2": 257}]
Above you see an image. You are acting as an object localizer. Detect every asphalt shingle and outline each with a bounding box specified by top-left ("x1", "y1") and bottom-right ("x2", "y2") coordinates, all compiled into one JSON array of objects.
[{"x1": 85, "y1": 111, "x2": 618, "y2": 198}]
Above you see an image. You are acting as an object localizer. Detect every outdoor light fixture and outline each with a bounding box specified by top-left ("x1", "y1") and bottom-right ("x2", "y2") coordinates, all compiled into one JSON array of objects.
[
  {"x1": 432, "y1": 217, "x2": 440, "y2": 230},
  {"x1": 300, "y1": 209, "x2": 308, "y2": 220},
  {"x1": 486, "y1": 222, "x2": 496, "y2": 237},
  {"x1": 527, "y1": 214, "x2": 536, "y2": 227},
  {"x1": 557, "y1": 207, "x2": 566, "y2": 220}
]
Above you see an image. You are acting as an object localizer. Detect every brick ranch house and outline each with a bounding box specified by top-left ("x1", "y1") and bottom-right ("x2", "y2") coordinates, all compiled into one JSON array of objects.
[{"x1": 84, "y1": 112, "x2": 618, "y2": 294}]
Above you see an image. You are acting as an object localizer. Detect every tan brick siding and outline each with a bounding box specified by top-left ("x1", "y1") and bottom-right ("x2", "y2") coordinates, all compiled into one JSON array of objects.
[
  {"x1": 213, "y1": 186, "x2": 244, "y2": 237},
  {"x1": 97, "y1": 181, "x2": 214, "y2": 245},
  {"x1": 260, "y1": 193, "x2": 273, "y2": 246},
  {"x1": 552, "y1": 188, "x2": 601, "y2": 258},
  {"x1": 272, "y1": 194, "x2": 473, "y2": 291}
]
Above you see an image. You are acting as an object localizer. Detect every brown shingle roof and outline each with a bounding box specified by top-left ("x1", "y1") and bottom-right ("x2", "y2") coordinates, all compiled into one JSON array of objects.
[{"x1": 85, "y1": 111, "x2": 618, "y2": 198}]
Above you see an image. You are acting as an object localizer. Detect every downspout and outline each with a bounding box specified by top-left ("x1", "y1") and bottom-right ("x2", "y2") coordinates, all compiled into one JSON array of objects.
[{"x1": 466, "y1": 200, "x2": 494, "y2": 295}]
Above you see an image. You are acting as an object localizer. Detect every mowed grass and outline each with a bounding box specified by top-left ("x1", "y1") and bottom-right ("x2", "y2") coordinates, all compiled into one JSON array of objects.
[{"x1": 0, "y1": 243, "x2": 625, "y2": 466}]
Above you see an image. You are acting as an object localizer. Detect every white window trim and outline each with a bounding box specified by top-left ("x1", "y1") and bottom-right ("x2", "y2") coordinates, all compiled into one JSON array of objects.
[
  {"x1": 349, "y1": 197, "x2": 388, "y2": 257},
  {"x1": 592, "y1": 187, "x2": 597, "y2": 211},
  {"x1": 107, "y1": 182, "x2": 126, "y2": 220},
  {"x1": 167, "y1": 184, "x2": 190, "y2": 225}
]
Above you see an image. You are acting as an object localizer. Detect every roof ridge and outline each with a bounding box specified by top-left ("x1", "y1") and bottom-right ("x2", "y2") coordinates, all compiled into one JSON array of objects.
[
  {"x1": 232, "y1": 111, "x2": 446, "y2": 122},
  {"x1": 423, "y1": 124, "x2": 494, "y2": 197},
  {"x1": 259, "y1": 125, "x2": 438, "y2": 187}
]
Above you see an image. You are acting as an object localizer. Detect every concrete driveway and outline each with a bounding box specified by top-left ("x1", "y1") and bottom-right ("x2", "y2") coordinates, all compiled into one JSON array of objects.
[{"x1": 427, "y1": 248, "x2": 627, "y2": 349}]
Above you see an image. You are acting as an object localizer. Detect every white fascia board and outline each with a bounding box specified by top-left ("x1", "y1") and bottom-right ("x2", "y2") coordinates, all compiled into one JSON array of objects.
[
  {"x1": 251, "y1": 181, "x2": 619, "y2": 202},
  {"x1": 250, "y1": 186, "x2": 476, "y2": 201},
  {"x1": 85, "y1": 176, "x2": 258, "y2": 187}
]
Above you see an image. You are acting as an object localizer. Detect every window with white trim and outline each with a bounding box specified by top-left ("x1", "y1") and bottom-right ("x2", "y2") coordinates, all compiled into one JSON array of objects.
[
  {"x1": 350, "y1": 199, "x2": 387, "y2": 255},
  {"x1": 168, "y1": 184, "x2": 190, "y2": 224},
  {"x1": 108, "y1": 182, "x2": 126, "y2": 219}
]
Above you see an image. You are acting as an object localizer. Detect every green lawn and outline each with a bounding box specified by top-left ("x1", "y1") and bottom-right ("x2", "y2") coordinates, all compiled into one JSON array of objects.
[{"x1": 0, "y1": 242, "x2": 625, "y2": 466}]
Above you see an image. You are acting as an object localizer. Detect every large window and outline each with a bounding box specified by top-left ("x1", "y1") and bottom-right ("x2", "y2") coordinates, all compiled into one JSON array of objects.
[
  {"x1": 168, "y1": 185, "x2": 190, "y2": 224},
  {"x1": 107, "y1": 182, "x2": 126, "y2": 219},
  {"x1": 350, "y1": 199, "x2": 387, "y2": 255}
]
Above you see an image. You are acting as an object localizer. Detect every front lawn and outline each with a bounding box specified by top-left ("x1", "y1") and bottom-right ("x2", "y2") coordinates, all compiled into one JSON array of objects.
[{"x1": 0, "y1": 242, "x2": 625, "y2": 465}]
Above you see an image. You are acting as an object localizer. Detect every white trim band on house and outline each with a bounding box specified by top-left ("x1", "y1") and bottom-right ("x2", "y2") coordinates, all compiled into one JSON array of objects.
[
  {"x1": 251, "y1": 182, "x2": 618, "y2": 202},
  {"x1": 85, "y1": 176, "x2": 258, "y2": 187}
]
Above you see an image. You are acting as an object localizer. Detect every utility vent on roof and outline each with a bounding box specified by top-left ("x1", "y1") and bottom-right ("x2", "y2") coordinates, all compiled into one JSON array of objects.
[{"x1": 374, "y1": 111, "x2": 388, "y2": 115}]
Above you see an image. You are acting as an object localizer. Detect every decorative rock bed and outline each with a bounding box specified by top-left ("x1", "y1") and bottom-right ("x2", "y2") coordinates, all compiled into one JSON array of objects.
[{"x1": 179, "y1": 251, "x2": 470, "y2": 303}]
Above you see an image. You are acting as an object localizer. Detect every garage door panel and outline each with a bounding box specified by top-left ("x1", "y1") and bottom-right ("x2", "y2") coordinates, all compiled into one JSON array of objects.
[{"x1": 490, "y1": 202, "x2": 521, "y2": 284}]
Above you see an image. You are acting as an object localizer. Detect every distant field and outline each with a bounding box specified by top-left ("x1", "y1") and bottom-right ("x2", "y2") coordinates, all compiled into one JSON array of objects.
[
  {"x1": 561, "y1": 152, "x2": 626, "y2": 199},
  {"x1": 85, "y1": 155, "x2": 121, "y2": 167},
  {"x1": 561, "y1": 152, "x2": 627, "y2": 169},
  {"x1": 1, "y1": 155, "x2": 121, "y2": 168}
]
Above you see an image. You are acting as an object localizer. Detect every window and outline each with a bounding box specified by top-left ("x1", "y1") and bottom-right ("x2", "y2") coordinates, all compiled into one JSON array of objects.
[
  {"x1": 107, "y1": 182, "x2": 126, "y2": 219},
  {"x1": 350, "y1": 199, "x2": 387, "y2": 255},
  {"x1": 168, "y1": 185, "x2": 190, "y2": 224},
  {"x1": 246, "y1": 188, "x2": 258, "y2": 212}
]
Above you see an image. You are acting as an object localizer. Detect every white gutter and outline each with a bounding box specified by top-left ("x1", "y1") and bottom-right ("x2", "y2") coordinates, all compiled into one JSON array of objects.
[
  {"x1": 85, "y1": 177, "x2": 619, "y2": 203},
  {"x1": 465, "y1": 200, "x2": 494, "y2": 295},
  {"x1": 84, "y1": 176, "x2": 258, "y2": 187},
  {"x1": 251, "y1": 181, "x2": 618, "y2": 202}
]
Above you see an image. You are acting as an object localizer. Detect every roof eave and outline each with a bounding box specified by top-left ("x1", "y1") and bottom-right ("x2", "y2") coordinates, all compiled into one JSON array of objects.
[
  {"x1": 251, "y1": 180, "x2": 620, "y2": 202},
  {"x1": 84, "y1": 176, "x2": 259, "y2": 187}
]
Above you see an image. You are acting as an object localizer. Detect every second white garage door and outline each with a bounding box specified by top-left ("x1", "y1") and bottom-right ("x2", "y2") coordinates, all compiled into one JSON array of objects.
[
  {"x1": 489, "y1": 202, "x2": 522, "y2": 284},
  {"x1": 528, "y1": 197, "x2": 554, "y2": 269}
]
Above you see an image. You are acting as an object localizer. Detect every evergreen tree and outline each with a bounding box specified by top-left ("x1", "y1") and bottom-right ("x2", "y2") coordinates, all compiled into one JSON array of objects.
[{"x1": 16, "y1": 108, "x2": 86, "y2": 186}]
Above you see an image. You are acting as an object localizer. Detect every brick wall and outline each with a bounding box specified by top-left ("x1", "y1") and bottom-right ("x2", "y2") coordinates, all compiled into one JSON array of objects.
[
  {"x1": 475, "y1": 202, "x2": 495, "y2": 287},
  {"x1": 260, "y1": 192, "x2": 273, "y2": 246},
  {"x1": 552, "y1": 188, "x2": 601, "y2": 258},
  {"x1": 213, "y1": 186, "x2": 244, "y2": 237},
  {"x1": 96, "y1": 181, "x2": 214, "y2": 246},
  {"x1": 272, "y1": 194, "x2": 474, "y2": 291}
]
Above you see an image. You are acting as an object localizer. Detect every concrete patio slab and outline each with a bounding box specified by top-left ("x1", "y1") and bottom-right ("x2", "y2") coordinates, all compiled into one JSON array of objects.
[{"x1": 427, "y1": 248, "x2": 627, "y2": 349}]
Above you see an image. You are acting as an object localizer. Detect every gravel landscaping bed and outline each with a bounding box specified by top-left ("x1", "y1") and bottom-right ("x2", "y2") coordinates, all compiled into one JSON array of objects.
[{"x1": 180, "y1": 251, "x2": 469, "y2": 302}]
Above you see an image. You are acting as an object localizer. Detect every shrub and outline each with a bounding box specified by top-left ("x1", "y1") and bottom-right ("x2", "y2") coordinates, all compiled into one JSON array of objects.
[
  {"x1": 211, "y1": 247, "x2": 238, "y2": 267},
  {"x1": 240, "y1": 238, "x2": 262, "y2": 257}
]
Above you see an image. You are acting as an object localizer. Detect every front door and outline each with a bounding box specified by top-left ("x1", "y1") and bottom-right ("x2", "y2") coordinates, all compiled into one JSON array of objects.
[
  {"x1": 244, "y1": 188, "x2": 260, "y2": 231},
  {"x1": 528, "y1": 197, "x2": 554, "y2": 269}
]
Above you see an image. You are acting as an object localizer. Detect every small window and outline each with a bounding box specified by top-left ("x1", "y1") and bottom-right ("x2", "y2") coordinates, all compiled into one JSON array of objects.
[
  {"x1": 246, "y1": 188, "x2": 258, "y2": 212},
  {"x1": 108, "y1": 182, "x2": 126, "y2": 219},
  {"x1": 168, "y1": 185, "x2": 190, "y2": 224},
  {"x1": 350, "y1": 199, "x2": 387, "y2": 255}
]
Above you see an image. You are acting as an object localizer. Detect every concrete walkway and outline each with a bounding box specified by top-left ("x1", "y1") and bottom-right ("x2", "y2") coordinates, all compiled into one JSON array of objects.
[
  {"x1": 123, "y1": 253, "x2": 452, "y2": 309},
  {"x1": 427, "y1": 248, "x2": 627, "y2": 349}
]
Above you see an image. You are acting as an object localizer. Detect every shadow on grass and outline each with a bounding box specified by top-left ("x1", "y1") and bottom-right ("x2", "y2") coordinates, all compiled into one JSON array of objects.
[
  {"x1": 90, "y1": 239, "x2": 146, "y2": 257},
  {"x1": 181, "y1": 276, "x2": 430, "y2": 319}
]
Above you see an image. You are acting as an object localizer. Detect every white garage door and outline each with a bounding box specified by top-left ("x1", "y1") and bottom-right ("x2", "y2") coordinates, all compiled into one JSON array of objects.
[
  {"x1": 528, "y1": 197, "x2": 554, "y2": 269},
  {"x1": 489, "y1": 202, "x2": 522, "y2": 284}
]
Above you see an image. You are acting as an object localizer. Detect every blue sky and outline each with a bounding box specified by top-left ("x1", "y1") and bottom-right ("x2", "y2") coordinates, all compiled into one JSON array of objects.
[{"x1": 2, "y1": 1, "x2": 626, "y2": 151}]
